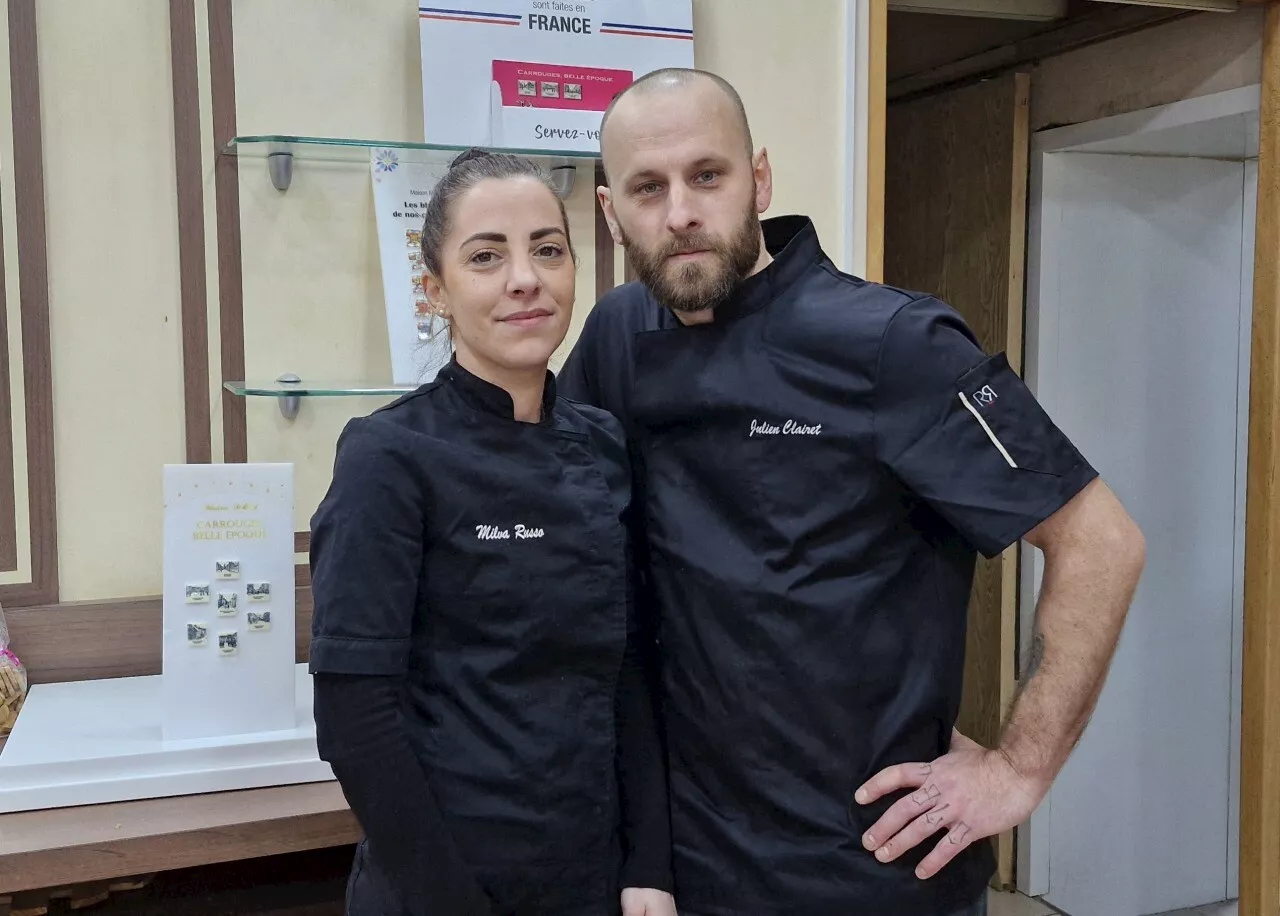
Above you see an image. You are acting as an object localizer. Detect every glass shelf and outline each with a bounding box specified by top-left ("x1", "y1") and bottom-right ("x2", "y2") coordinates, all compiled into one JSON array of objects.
[
  {"x1": 223, "y1": 135, "x2": 600, "y2": 164},
  {"x1": 225, "y1": 379, "x2": 415, "y2": 419},
  {"x1": 224, "y1": 380, "x2": 415, "y2": 398}
]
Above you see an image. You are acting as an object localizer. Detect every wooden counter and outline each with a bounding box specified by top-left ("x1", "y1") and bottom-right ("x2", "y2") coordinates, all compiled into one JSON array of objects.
[{"x1": 0, "y1": 780, "x2": 359, "y2": 895}]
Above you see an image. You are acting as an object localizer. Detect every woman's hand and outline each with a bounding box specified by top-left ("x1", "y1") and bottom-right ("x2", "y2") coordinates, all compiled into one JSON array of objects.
[{"x1": 621, "y1": 887, "x2": 677, "y2": 916}]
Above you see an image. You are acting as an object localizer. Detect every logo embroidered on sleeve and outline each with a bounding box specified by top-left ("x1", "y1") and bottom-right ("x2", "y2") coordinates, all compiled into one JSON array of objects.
[{"x1": 973, "y1": 385, "x2": 998, "y2": 407}]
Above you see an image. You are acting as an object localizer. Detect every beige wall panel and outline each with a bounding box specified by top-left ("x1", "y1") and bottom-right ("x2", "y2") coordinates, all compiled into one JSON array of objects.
[
  {"x1": 0, "y1": 0, "x2": 30, "y2": 587},
  {"x1": 231, "y1": 0, "x2": 598, "y2": 533},
  {"x1": 1031, "y1": 8, "x2": 1263, "y2": 131},
  {"x1": 39, "y1": 0, "x2": 185, "y2": 600},
  {"x1": 692, "y1": 0, "x2": 846, "y2": 260}
]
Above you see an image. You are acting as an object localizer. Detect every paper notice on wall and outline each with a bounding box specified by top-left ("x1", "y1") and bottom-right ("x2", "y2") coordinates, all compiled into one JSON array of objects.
[
  {"x1": 371, "y1": 148, "x2": 453, "y2": 386},
  {"x1": 419, "y1": 1, "x2": 693, "y2": 153}
]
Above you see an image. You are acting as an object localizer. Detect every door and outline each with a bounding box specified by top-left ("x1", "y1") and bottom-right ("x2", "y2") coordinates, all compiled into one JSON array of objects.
[
  {"x1": 884, "y1": 70, "x2": 1031, "y2": 889},
  {"x1": 1026, "y1": 151, "x2": 1249, "y2": 916}
]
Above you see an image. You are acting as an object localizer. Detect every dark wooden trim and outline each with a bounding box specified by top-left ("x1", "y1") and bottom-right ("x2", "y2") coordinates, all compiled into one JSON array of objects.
[
  {"x1": 295, "y1": 563, "x2": 310, "y2": 588},
  {"x1": 0, "y1": 177, "x2": 15, "y2": 574},
  {"x1": 593, "y1": 161, "x2": 614, "y2": 298},
  {"x1": 0, "y1": 782, "x2": 358, "y2": 896},
  {"x1": 6, "y1": 588, "x2": 315, "y2": 685},
  {"x1": 170, "y1": 0, "x2": 212, "y2": 465},
  {"x1": 886, "y1": 5, "x2": 1189, "y2": 104},
  {"x1": 2, "y1": 0, "x2": 58, "y2": 608},
  {"x1": 294, "y1": 531, "x2": 309, "y2": 554},
  {"x1": 1241, "y1": 6, "x2": 1280, "y2": 914},
  {"x1": 209, "y1": 0, "x2": 246, "y2": 464}
]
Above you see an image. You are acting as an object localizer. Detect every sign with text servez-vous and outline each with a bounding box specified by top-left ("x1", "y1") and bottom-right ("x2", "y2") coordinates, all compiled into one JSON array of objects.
[{"x1": 419, "y1": 1, "x2": 694, "y2": 153}]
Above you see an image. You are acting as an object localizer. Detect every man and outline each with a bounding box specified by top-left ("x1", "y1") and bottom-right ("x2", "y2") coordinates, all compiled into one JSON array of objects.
[{"x1": 559, "y1": 69, "x2": 1145, "y2": 916}]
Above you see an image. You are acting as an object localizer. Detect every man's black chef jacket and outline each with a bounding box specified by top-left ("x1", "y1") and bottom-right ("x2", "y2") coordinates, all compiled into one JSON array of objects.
[
  {"x1": 308, "y1": 360, "x2": 669, "y2": 916},
  {"x1": 558, "y1": 215, "x2": 1098, "y2": 916}
]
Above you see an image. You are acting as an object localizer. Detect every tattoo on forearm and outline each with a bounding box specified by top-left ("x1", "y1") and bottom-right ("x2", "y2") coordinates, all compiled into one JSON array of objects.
[
  {"x1": 924, "y1": 804, "x2": 950, "y2": 827},
  {"x1": 1025, "y1": 631, "x2": 1045, "y2": 680},
  {"x1": 912, "y1": 784, "x2": 941, "y2": 806},
  {"x1": 948, "y1": 822, "x2": 971, "y2": 845}
]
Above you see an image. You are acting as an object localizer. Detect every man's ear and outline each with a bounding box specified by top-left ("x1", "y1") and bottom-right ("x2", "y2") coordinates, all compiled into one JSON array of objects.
[
  {"x1": 753, "y1": 148, "x2": 773, "y2": 215},
  {"x1": 598, "y1": 185, "x2": 623, "y2": 246}
]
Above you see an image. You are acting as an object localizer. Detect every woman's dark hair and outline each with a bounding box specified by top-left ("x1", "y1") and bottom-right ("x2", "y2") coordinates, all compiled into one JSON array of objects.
[{"x1": 419, "y1": 148, "x2": 576, "y2": 277}]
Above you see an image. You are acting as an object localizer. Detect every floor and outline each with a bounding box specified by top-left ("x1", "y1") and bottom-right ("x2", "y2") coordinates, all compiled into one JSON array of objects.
[{"x1": 988, "y1": 889, "x2": 1238, "y2": 916}]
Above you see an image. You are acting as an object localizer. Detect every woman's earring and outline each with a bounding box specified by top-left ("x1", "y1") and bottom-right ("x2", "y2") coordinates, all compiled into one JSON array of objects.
[{"x1": 426, "y1": 309, "x2": 449, "y2": 343}]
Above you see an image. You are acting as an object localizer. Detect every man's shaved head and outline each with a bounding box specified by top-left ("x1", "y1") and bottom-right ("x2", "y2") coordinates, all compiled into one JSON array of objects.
[
  {"x1": 593, "y1": 68, "x2": 772, "y2": 321},
  {"x1": 600, "y1": 68, "x2": 754, "y2": 176}
]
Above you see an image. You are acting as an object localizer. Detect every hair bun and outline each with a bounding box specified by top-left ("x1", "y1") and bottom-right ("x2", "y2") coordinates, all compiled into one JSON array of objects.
[{"x1": 449, "y1": 147, "x2": 493, "y2": 170}]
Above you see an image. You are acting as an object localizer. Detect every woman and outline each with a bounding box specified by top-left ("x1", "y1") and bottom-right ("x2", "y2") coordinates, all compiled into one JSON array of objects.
[{"x1": 308, "y1": 149, "x2": 675, "y2": 916}]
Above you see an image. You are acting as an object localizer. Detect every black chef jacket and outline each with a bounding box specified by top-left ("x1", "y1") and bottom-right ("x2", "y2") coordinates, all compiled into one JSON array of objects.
[
  {"x1": 308, "y1": 359, "x2": 667, "y2": 915},
  {"x1": 558, "y1": 215, "x2": 1099, "y2": 916}
]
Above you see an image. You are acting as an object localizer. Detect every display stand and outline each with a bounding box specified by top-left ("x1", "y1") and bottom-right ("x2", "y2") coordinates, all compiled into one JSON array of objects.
[
  {"x1": 0, "y1": 664, "x2": 332, "y2": 814},
  {"x1": 0, "y1": 464, "x2": 334, "y2": 814}
]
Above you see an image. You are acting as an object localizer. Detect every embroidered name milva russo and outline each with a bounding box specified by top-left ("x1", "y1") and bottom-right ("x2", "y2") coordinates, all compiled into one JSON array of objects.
[
  {"x1": 749, "y1": 419, "x2": 823, "y2": 437},
  {"x1": 476, "y1": 524, "x2": 545, "y2": 540}
]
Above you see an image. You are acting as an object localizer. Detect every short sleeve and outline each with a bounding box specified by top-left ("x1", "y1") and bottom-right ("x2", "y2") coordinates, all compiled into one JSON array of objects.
[
  {"x1": 873, "y1": 296, "x2": 1098, "y2": 558},
  {"x1": 308, "y1": 418, "x2": 425, "y2": 676}
]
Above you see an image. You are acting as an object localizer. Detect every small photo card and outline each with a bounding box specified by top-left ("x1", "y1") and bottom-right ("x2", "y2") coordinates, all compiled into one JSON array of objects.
[
  {"x1": 187, "y1": 623, "x2": 208, "y2": 647},
  {"x1": 217, "y1": 592, "x2": 238, "y2": 616},
  {"x1": 248, "y1": 610, "x2": 272, "y2": 632},
  {"x1": 215, "y1": 559, "x2": 241, "y2": 580},
  {"x1": 246, "y1": 582, "x2": 271, "y2": 603},
  {"x1": 218, "y1": 631, "x2": 239, "y2": 656},
  {"x1": 186, "y1": 584, "x2": 211, "y2": 604}
]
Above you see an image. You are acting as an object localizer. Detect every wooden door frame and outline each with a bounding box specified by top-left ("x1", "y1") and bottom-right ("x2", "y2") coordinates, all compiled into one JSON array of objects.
[
  {"x1": 866, "y1": 0, "x2": 887, "y2": 281},
  {"x1": 1240, "y1": 5, "x2": 1280, "y2": 916}
]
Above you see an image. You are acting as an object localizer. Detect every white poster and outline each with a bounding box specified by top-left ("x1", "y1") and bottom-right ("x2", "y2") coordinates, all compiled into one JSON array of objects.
[
  {"x1": 161, "y1": 464, "x2": 297, "y2": 742},
  {"x1": 371, "y1": 149, "x2": 454, "y2": 386},
  {"x1": 419, "y1": 1, "x2": 694, "y2": 152}
]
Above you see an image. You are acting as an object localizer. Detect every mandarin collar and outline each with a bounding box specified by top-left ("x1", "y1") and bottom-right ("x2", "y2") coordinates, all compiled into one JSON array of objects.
[
  {"x1": 438, "y1": 357, "x2": 557, "y2": 425},
  {"x1": 710, "y1": 215, "x2": 822, "y2": 322}
]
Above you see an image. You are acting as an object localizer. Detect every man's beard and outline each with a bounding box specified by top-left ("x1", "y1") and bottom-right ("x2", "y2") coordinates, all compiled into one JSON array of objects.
[{"x1": 620, "y1": 198, "x2": 762, "y2": 315}]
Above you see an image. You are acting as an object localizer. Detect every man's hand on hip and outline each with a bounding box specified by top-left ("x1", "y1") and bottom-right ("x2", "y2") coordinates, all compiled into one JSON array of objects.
[
  {"x1": 622, "y1": 888, "x2": 678, "y2": 916},
  {"x1": 854, "y1": 729, "x2": 1047, "y2": 880}
]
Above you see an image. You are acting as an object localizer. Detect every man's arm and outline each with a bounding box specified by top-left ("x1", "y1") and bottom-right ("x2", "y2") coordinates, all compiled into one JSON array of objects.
[
  {"x1": 999, "y1": 476, "x2": 1145, "y2": 783},
  {"x1": 856, "y1": 478, "x2": 1144, "y2": 879}
]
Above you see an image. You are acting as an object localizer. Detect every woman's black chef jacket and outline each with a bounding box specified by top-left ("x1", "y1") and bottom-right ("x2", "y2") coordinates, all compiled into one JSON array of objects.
[
  {"x1": 308, "y1": 359, "x2": 670, "y2": 916},
  {"x1": 558, "y1": 216, "x2": 1099, "y2": 916}
]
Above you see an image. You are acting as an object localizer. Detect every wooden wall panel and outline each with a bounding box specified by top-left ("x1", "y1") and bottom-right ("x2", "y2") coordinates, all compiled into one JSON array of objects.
[
  {"x1": 0, "y1": 0, "x2": 57, "y2": 607},
  {"x1": 209, "y1": 0, "x2": 246, "y2": 465},
  {"x1": 883, "y1": 71, "x2": 1031, "y2": 889},
  {"x1": 594, "y1": 161, "x2": 614, "y2": 299},
  {"x1": 171, "y1": 0, "x2": 212, "y2": 465}
]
